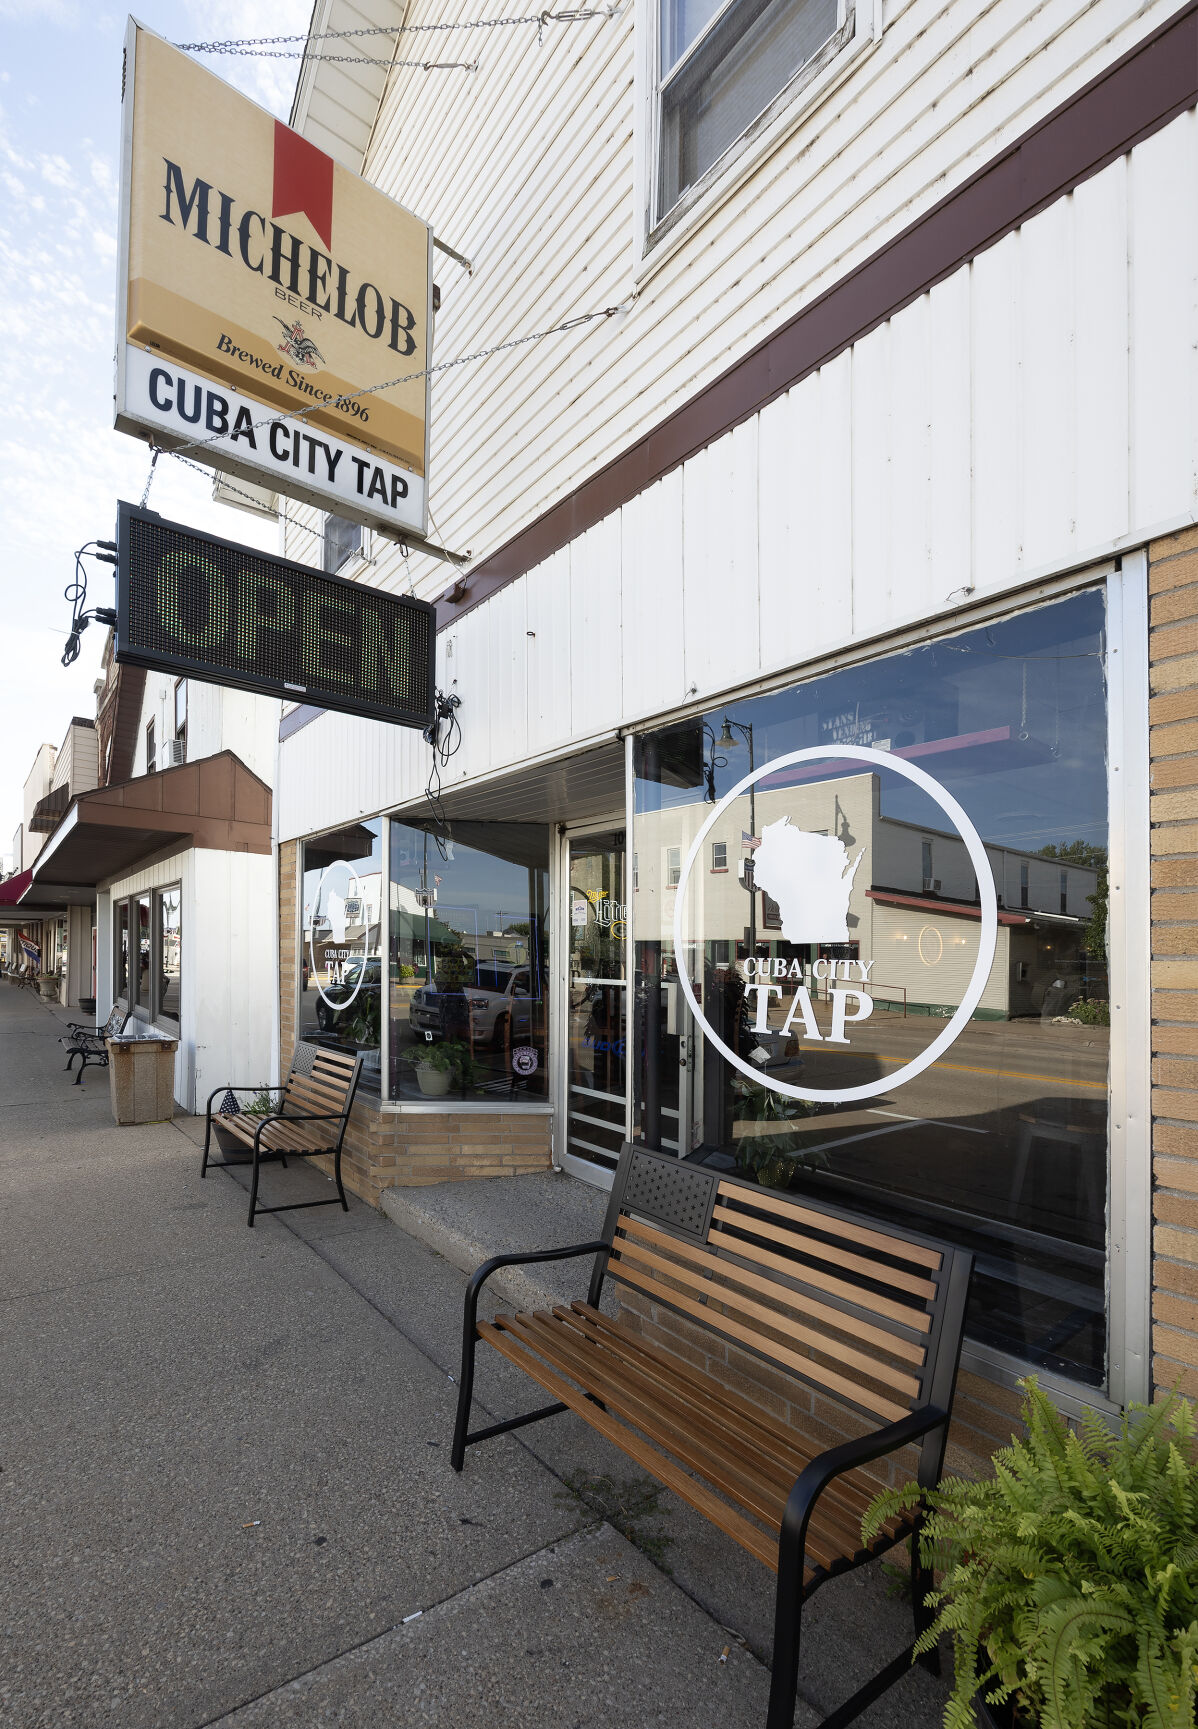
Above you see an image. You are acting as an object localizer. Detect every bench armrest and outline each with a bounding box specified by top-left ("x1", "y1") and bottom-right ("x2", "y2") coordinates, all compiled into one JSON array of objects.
[
  {"x1": 466, "y1": 1240, "x2": 611, "y2": 1300},
  {"x1": 203, "y1": 1084, "x2": 275, "y2": 1120},
  {"x1": 781, "y1": 1405, "x2": 948, "y2": 1552}
]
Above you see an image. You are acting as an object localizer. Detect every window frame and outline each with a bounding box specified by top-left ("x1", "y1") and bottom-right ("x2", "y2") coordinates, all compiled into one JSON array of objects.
[
  {"x1": 145, "y1": 717, "x2": 156, "y2": 774},
  {"x1": 637, "y1": 0, "x2": 876, "y2": 262},
  {"x1": 625, "y1": 559, "x2": 1150, "y2": 1421},
  {"x1": 710, "y1": 839, "x2": 728, "y2": 872},
  {"x1": 173, "y1": 680, "x2": 187, "y2": 754}
]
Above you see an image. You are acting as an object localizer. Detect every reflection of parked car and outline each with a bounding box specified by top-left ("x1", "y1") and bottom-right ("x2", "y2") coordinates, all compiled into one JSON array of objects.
[
  {"x1": 411, "y1": 965, "x2": 534, "y2": 1047},
  {"x1": 316, "y1": 957, "x2": 381, "y2": 1030}
]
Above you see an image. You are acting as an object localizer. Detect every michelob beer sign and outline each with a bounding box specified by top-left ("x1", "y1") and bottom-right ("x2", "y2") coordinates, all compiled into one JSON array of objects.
[{"x1": 115, "y1": 19, "x2": 433, "y2": 539}]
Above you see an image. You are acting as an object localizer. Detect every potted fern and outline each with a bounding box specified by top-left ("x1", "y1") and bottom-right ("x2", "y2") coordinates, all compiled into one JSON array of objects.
[{"x1": 862, "y1": 1379, "x2": 1198, "y2": 1728}]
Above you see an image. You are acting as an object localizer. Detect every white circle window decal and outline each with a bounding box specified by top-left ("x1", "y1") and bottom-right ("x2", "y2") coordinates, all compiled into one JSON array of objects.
[
  {"x1": 309, "y1": 859, "x2": 371, "y2": 1013},
  {"x1": 671, "y1": 745, "x2": 997, "y2": 1104}
]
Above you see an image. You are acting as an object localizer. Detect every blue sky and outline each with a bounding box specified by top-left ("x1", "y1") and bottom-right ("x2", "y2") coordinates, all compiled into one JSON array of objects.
[{"x1": 0, "y1": 0, "x2": 310, "y2": 866}]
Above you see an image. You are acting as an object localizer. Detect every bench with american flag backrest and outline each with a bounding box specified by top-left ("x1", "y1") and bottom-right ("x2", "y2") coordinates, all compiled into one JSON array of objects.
[
  {"x1": 450, "y1": 1141, "x2": 973, "y2": 1729},
  {"x1": 200, "y1": 1041, "x2": 363, "y2": 1228}
]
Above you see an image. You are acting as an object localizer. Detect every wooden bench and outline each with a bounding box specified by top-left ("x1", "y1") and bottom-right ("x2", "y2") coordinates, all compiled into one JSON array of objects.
[
  {"x1": 200, "y1": 1042, "x2": 363, "y2": 1228},
  {"x1": 61, "y1": 1003, "x2": 131, "y2": 1084},
  {"x1": 451, "y1": 1142, "x2": 972, "y2": 1729}
]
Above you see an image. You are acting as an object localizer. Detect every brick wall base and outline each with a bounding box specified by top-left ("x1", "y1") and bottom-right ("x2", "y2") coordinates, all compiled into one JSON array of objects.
[
  {"x1": 1149, "y1": 525, "x2": 1198, "y2": 1399},
  {"x1": 305, "y1": 1102, "x2": 552, "y2": 1206}
]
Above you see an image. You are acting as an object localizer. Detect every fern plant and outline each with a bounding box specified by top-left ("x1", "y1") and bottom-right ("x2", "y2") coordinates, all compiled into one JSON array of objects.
[{"x1": 862, "y1": 1379, "x2": 1198, "y2": 1729}]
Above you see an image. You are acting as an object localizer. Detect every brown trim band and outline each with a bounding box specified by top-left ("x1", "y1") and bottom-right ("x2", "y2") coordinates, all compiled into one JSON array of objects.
[{"x1": 439, "y1": 1, "x2": 1198, "y2": 630}]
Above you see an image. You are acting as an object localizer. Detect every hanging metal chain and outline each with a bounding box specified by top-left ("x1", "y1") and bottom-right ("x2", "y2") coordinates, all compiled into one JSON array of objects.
[{"x1": 175, "y1": 8, "x2": 620, "y2": 58}]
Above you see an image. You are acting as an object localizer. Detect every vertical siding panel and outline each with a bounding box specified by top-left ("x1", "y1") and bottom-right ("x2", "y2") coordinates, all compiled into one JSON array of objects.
[
  {"x1": 928, "y1": 269, "x2": 973, "y2": 598},
  {"x1": 1129, "y1": 112, "x2": 1198, "y2": 529},
  {"x1": 682, "y1": 420, "x2": 760, "y2": 699},
  {"x1": 971, "y1": 231, "x2": 1021, "y2": 591},
  {"x1": 488, "y1": 583, "x2": 530, "y2": 769},
  {"x1": 526, "y1": 549, "x2": 573, "y2": 754},
  {"x1": 1073, "y1": 156, "x2": 1130, "y2": 551},
  {"x1": 622, "y1": 472, "x2": 685, "y2": 722},
  {"x1": 888, "y1": 292, "x2": 935, "y2": 621},
  {"x1": 570, "y1": 515, "x2": 623, "y2": 739},
  {"x1": 759, "y1": 360, "x2": 852, "y2": 668},
  {"x1": 1020, "y1": 195, "x2": 1077, "y2": 569},
  {"x1": 850, "y1": 323, "x2": 892, "y2": 632}
]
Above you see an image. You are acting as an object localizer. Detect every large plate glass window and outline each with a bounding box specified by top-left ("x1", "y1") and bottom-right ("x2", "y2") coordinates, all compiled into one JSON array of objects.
[
  {"x1": 390, "y1": 820, "x2": 550, "y2": 1102},
  {"x1": 300, "y1": 820, "x2": 383, "y2": 1092},
  {"x1": 157, "y1": 886, "x2": 181, "y2": 1022},
  {"x1": 633, "y1": 590, "x2": 1111, "y2": 1390},
  {"x1": 656, "y1": 0, "x2": 845, "y2": 221}
]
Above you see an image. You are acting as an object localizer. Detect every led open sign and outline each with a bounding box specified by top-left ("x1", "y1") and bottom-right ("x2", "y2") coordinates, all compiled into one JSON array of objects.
[{"x1": 114, "y1": 501, "x2": 436, "y2": 729}]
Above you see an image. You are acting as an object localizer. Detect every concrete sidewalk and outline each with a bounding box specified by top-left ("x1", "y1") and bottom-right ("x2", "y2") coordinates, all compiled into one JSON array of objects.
[{"x1": 0, "y1": 985, "x2": 951, "y2": 1728}]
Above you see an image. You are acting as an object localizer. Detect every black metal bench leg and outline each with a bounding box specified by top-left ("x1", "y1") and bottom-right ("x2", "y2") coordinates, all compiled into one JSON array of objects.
[
  {"x1": 767, "y1": 1526, "x2": 806, "y2": 1729},
  {"x1": 451, "y1": 1287, "x2": 482, "y2": 1473},
  {"x1": 911, "y1": 1516, "x2": 940, "y2": 1676},
  {"x1": 333, "y1": 1142, "x2": 348, "y2": 1211},
  {"x1": 247, "y1": 1141, "x2": 262, "y2": 1227},
  {"x1": 201, "y1": 1113, "x2": 212, "y2": 1178}
]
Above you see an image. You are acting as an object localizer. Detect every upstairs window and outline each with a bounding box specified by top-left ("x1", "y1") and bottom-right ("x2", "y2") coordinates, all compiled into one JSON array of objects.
[
  {"x1": 145, "y1": 718, "x2": 156, "y2": 774},
  {"x1": 656, "y1": 0, "x2": 844, "y2": 222},
  {"x1": 711, "y1": 839, "x2": 728, "y2": 872},
  {"x1": 323, "y1": 514, "x2": 362, "y2": 574}
]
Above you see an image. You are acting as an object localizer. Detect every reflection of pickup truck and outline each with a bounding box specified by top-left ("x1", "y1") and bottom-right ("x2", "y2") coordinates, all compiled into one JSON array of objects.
[{"x1": 411, "y1": 964, "x2": 534, "y2": 1047}]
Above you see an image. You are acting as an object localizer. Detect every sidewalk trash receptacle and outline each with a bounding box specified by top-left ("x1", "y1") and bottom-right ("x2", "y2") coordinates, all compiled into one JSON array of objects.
[{"x1": 107, "y1": 1028, "x2": 179, "y2": 1124}]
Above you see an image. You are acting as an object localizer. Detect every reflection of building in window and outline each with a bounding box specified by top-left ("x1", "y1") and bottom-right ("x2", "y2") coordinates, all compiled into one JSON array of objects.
[
  {"x1": 1021, "y1": 861, "x2": 1030, "y2": 907},
  {"x1": 761, "y1": 892, "x2": 782, "y2": 930},
  {"x1": 922, "y1": 838, "x2": 934, "y2": 887},
  {"x1": 711, "y1": 840, "x2": 727, "y2": 872},
  {"x1": 1060, "y1": 870, "x2": 1068, "y2": 914},
  {"x1": 666, "y1": 846, "x2": 681, "y2": 887}
]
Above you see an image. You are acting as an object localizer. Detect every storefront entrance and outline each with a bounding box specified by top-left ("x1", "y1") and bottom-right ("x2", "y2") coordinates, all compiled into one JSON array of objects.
[{"x1": 558, "y1": 825, "x2": 630, "y2": 1183}]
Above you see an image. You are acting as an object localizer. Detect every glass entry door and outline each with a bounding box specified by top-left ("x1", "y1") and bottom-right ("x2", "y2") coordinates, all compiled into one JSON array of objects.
[{"x1": 560, "y1": 828, "x2": 628, "y2": 1182}]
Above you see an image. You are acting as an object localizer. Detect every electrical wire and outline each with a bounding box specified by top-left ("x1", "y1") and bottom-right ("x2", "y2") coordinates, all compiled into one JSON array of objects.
[{"x1": 424, "y1": 692, "x2": 463, "y2": 859}]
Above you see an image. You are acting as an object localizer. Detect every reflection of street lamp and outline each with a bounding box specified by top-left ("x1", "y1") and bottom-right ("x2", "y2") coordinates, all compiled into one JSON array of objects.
[{"x1": 718, "y1": 717, "x2": 756, "y2": 958}]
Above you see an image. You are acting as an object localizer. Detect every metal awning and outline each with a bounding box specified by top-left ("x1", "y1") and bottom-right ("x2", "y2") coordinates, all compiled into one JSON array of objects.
[
  {"x1": 0, "y1": 868, "x2": 33, "y2": 905},
  {"x1": 29, "y1": 783, "x2": 71, "y2": 833},
  {"x1": 30, "y1": 751, "x2": 271, "y2": 897}
]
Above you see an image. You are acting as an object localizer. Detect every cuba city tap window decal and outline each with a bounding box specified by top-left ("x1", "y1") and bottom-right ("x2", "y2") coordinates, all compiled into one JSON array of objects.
[{"x1": 673, "y1": 747, "x2": 998, "y2": 1103}]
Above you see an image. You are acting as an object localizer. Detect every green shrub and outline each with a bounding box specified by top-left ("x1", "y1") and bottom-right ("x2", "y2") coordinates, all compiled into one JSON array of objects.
[
  {"x1": 1068, "y1": 1000, "x2": 1111, "y2": 1027},
  {"x1": 862, "y1": 1379, "x2": 1198, "y2": 1729}
]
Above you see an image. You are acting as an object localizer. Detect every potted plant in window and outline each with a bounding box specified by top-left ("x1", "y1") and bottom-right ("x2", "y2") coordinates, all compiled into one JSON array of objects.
[
  {"x1": 861, "y1": 1379, "x2": 1198, "y2": 1729},
  {"x1": 405, "y1": 1039, "x2": 464, "y2": 1097}
]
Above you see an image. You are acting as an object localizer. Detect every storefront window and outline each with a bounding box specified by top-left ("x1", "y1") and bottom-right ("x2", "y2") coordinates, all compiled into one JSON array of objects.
[
  {"x1": 634, "y1": 589, "x2": 1110, "y2": 1388},
  {"x1": 158, "y1": 887, "x2": 181, "y2": 1022},
  {"x1": 390, "y1": 820, "x2": 549, "y2": 1102},
  {"x1": 300, "y1": 821, "x2": 383, "y2": 1092},
  {"x1": 116, "y1": 901, "x2": 129, "y2": 999},
  {"x1": 136, "y1": 894, "x2": 152, "y2": 1009}
]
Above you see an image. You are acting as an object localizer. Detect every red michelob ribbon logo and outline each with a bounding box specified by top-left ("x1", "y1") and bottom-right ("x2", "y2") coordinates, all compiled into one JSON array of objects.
[{"x1": 272, "y1": 121, "x2": 334, "y2": 252}]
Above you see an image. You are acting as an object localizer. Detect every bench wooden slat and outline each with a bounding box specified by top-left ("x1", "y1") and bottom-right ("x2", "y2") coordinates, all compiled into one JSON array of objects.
[
  {"x1": 717, "y1": 1181, "x2": 944, "y2": 1271},
  {"x1": 611, "y1": 1229, "x2": 923, "y2": 1400},
  {"x1": 547, "y1": 1309, "x2": 889, "y2": 1560},
  {"x1": 610, "y1": 1256, "x2": 910, "y2": 1423},
  {"x1": 705, "y1": 1215, "x2": 933, "y2": 1332},
  {"x1": 506, "y1": 1312, "x2": 796, "y2": 1539},
  {"x1": 619, "y1": 1214, "x2": 929, "y2": 1367},
  {"x1": 285, "y1": 1075, "x2": 350, "y2": 1111},
  {"x1": 709, "y1": 1203, "x2": 937, "y2": 1302},
  {"x1": 563, "y1": 1305, "x2": 889, "y2": 1527},
  {"x1": 563, "y1": 1304, "x2": 887, "y2": 1525},
  {"x1": 478, "y1": 1317, "x2": 790, "y2": 1574}
]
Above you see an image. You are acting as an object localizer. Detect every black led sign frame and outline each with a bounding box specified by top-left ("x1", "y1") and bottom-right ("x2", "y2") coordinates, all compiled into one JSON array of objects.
[{"x1": 114, "y1": 501, "x2": 436, "y2": 729}]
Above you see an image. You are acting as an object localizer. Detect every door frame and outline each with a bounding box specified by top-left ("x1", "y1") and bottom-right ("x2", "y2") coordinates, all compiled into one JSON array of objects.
[{"x1": 554, "y1": 813, "x2": 630, "y2": 1189}]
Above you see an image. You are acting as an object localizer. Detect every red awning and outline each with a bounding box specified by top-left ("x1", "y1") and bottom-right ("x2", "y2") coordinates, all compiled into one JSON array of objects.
[{"x1": 0, "y1": 868, "x2": 33, "y2": 905}]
